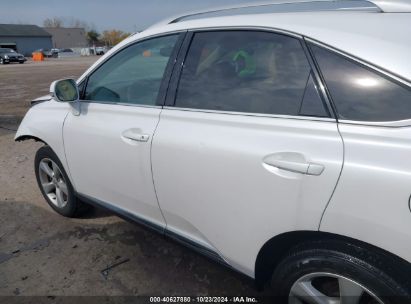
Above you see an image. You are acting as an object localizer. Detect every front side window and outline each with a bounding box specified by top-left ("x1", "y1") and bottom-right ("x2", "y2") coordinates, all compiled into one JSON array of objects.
[
  {"x1": 311, "y1": 44, "x2": 411, "y2": 122},
  {"x1": 84, "y1": 34, "x2": 179, "y2": 106},
  {"x1": 175, "y1": 31, "x2": 328, "y2": 117}
]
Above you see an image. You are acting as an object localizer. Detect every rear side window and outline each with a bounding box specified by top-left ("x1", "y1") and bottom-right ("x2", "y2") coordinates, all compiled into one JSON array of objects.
[
  {"x1": 175, "y1": 31, "x2": 328, "y2": 117},
  {"x1": 311, "y1": 44, "x2": 411, "y2": 122}
]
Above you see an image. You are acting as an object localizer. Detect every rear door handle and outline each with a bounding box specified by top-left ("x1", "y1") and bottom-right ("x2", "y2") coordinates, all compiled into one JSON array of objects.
[
  {"x1": 265, "y1": 159, "x2": 309, "y2": 174},
  {"x1": 307, "y1": 163, "x2": 325, "y2": 176},
  {"x1": 263, "y1": 153, "x2": 324, "y2": 176},
  {"x1": 122, "y1": 129, "x2": 150, "y2": 142}
]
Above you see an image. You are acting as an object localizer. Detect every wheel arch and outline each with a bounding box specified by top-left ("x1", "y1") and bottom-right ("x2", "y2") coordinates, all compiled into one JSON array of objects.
[
  {"x1": 14, "y1": 102, "x2": 73, "y2": 186},
  {"x1": 15, "y1": 128, "x2": 75, "y2": 190},
  {"x1": 254, "y1": 230, "x2": 411, "y2": 289},
  {"x1": 15, "y1": 134, "x2": 48, "y2": 144}
]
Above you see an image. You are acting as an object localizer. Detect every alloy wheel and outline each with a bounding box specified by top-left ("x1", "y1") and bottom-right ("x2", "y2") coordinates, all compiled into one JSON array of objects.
[
  {"x1": 38, "y1": 158, "x2": 69, "y2": 208},
  {"x1": 289, "y1": 272, "x2": 384, "y2": 304}
]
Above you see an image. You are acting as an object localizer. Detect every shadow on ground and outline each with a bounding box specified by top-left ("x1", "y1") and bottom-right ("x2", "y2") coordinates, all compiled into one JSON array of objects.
[{"x1": 0, "y1": 200, "x2": 258, "y2": 297}]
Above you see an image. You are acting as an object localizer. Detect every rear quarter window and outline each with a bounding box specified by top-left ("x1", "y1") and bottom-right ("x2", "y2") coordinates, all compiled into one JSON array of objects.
[{"x1": 310, "y1": 44, "x2": 411, "y2": 122}]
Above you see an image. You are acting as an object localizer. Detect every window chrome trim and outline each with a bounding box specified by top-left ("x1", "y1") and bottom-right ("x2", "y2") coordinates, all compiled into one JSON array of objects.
[
  {"x1": 163, "y1": 106, "x2": 336, "y2": 122},
  {"x1": 305, "y1": 37, "x2": 411, "y2": 128},
  {"x1": 338, "y1": 119, "x2": 411, "y2": 128},
  {"x1": 167, "y1": 26, "x2": 335, "y2": 121},
  {"x1": 78, "y1": 27, "x2": 306, "y2": 111},
  {"x1": 305, "y1": 38, "x2": 411, "y2": 90},
  {"x1": 79, "y1": 30, "x2": 186, "y2": 107},
  {"x1": 301, "y1": 39, "x2": 336, "y2": 119},
  {"x1": 185, "y1": 25, "x2": 303, "y2": 39},
  {"x1": 79, "y1": 100, "x2": 163, "y2": 109},
  {"x1": 80, "y1": 26, "x2": 300, "y2": 85},
  {"x1": 77, "y1": 26, "x2": 411, "y2": 127}
]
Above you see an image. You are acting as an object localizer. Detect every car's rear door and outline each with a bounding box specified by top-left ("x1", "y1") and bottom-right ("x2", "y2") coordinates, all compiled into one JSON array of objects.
[
  {"x1": 152, "y1": 30, "x2": 344, "y2": 276},
  {"x1": 63, "y1": 33, "x2": 183, "y2": 229}
]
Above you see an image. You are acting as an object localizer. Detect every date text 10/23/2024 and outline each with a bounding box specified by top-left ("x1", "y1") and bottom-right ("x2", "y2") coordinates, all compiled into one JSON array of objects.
[{"x1": 150, "y1": 297, "x2": 259, "y2": 303}]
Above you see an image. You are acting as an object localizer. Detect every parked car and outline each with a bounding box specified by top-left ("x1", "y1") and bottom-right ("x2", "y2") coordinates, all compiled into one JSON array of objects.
[
  {"x1": 15, "y1": 0, "x2": 411, "y2": 302},
  {"x1": 34, "y1": 48, "x2": 58, "y2": 58},
  {"x1": 57, "y1": 48, "x2": 78, "y2": 58},
  {"x1": 95, "y1": 46, "x2": 106, "y2": 55},
  {"x1": 0, "y1": 48, "x2": 26, "y2": 64},
  {"x1": 59, "y1": 48, "x2": 73, "y2": 53}
]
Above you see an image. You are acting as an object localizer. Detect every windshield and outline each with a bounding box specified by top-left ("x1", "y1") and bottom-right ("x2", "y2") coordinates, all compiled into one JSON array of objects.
[{"x1": 0, "y1": 48, "x2": 15, "y2": 53}]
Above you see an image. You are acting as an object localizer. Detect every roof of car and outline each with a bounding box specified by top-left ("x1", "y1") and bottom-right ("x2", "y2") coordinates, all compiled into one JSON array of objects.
[
  {"x1": 145, "y1": 12, "x2": 411, "y2": 82},
  {"x1": 81, "y1": 4, "x2": 411, "y2": 84},
  {"x1": 149, "y1": 0, "x2": 411, "y2": 27}
]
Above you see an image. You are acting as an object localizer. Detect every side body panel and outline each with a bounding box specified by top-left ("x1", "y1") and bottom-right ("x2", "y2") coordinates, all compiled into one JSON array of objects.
[
  {"x1": 321, "y1": 124, "x2": 411, "y2": 264},
  {"x1": 152, "y1": 109, "x2": 343, "y2": 277},
  {"x1": 63, "y1": 102, "x2": 165, "y2": 228},
  {"x1": 15, "y1": 100, "x2": 71, "y2": 176}
]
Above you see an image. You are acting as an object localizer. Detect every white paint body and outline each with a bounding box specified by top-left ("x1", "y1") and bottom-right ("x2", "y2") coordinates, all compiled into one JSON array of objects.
[
  {"x1": 15, "y1": 7, "x2": 411, "y2": 278},
  {"x1": 63, "y1": 103, "x2": 166, "y2": 228},
  {"x1": 151, "y1": 109, "x2": 343, "y2": 276}
]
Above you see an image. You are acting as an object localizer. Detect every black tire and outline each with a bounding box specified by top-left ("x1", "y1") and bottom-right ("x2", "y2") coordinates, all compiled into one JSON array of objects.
[
  {"x1": 19, "y1": 61, "x2": 24, "y2": 64},
  {"x1": 35, "y1": 145, "x2": 87, "y2": 217},
  {"x1": 270, "y1": 240, "x2": 411, "y2": 304}
]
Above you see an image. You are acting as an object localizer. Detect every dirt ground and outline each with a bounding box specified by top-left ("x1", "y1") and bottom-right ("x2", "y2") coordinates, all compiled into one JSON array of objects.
[
  {"x1": 0, "y1": 57, "x2": 97, "y2": 118},
  {"x1": 0, "y1": 58, "x2": 257, "y2": 301}
]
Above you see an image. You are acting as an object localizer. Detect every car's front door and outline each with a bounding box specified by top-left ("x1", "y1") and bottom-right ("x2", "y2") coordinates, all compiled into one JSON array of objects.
[
  {"x1": 152, "y1": 30, "x2": 344, "y2": 276},
  {"x1": 64, "y1": 34, "x2": 182, "y2": 228}
]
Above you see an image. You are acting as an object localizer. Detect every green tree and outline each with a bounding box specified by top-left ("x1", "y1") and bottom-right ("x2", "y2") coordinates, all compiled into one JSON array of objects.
[{"x1": 86, "y1": 30, "x2": 100, "y2": 45}]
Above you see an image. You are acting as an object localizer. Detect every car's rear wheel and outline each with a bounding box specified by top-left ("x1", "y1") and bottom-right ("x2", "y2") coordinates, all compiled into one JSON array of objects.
[
  {"x1": 270, "y1": 240, "x2": 411, "y2": 304},
  {"x1": 288, "y1": 272, "x2": 383, "y2": 304},
  {"x1": 35, "y1": 145, "x2": 87, "y2": 217}
]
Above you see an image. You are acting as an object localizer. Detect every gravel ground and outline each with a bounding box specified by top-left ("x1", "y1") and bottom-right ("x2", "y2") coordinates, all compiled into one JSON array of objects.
[
  {"x1": 0, "y1": 58, "x2": 259, "y2": 301},
  {"x1": 0, "y1": 57, "x2": 96, "y2": 117}
]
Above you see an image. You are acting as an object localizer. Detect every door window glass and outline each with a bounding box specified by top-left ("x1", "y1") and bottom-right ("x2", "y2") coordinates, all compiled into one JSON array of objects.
[
  {"x1": 175, "y1": 31, "x2": 328, "y2": 117},
  {"x1": 85, "y1": 35, "x2": 179, "y2": 105}
]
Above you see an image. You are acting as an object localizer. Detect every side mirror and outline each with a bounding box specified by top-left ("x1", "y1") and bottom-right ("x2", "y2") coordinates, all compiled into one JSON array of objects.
[{"x1": 50, "y1": 79, "x2": 79, "y2": 102}]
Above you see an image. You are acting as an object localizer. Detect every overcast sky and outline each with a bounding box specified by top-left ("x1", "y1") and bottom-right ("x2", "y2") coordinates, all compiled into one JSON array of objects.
[{"x1": 0, "y1": 0, "x2": 256, "y2": 32}]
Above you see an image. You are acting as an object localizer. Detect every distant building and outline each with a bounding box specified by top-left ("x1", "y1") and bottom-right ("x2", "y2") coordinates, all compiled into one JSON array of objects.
[
  {"x1": 43, "y1": 27, "x2": 88, "y2": 49},
  {"x1": 0, "y1": 24, "x2": 52, "y2": 56}
]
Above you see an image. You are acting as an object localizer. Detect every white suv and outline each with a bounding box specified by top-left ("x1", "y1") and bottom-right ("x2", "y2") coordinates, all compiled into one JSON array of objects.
[{"x1": 15, "y1": 1, "x2": 411, "y2": 302}]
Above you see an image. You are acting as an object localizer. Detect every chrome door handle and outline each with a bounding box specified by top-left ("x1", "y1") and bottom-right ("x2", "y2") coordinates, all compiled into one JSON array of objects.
[
  {"x1": 265, "y1": 159, "x2": 309, "y2": 174},
  {"x1": 263, "y1": 153, "x2": 324, "y2": 176},
  {"x1": 307, "y1": 163, "x2": 325, "y2": 176},
  {"x1": 122, "y1": 129, "x2": 150, "y2": 142}
]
